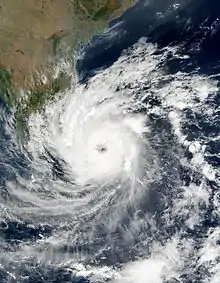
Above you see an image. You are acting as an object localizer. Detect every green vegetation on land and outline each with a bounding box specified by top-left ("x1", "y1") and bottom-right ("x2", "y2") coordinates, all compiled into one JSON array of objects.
[{"x1": 0, "y1": 0, "x2": 135, "y2": 124}]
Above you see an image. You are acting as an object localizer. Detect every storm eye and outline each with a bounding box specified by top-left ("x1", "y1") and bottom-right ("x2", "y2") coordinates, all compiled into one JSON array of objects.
[{"x1": 96, "y1": 144, "x2": 108, "y2": 153}]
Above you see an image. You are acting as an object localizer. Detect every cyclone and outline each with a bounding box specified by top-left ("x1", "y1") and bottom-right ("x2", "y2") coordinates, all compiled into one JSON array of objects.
[
  {"x1": 0, "y1": 1, "x2": 220, "y2": 283},
  {"x1": 49, "y1": 87, "x2": 147, "y2": 186}
]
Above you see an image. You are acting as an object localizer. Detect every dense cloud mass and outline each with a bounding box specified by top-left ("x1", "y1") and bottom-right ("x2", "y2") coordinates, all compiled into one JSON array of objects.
[{"x1": 0, "y1": 0, "x2": 220, "y2": 282}]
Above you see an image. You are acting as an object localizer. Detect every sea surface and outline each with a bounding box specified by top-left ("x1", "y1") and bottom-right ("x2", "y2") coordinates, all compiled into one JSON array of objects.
[{"x1": 0, "y1": 0, "x2": 220, "y2": 282}]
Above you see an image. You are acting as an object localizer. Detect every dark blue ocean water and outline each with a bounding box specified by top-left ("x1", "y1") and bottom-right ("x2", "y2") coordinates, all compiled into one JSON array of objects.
[
  {"x1": 77, "y1": 0, "x2": 220, "y2": 81},
  {"x1": 0, "y1": 0, "x2": 220, "y2": 282}
]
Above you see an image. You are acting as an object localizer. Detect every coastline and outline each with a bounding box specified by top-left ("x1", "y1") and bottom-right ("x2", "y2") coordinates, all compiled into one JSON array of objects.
[{"x1": 0, "y1": 0, "x2": 135, "y2": 121}]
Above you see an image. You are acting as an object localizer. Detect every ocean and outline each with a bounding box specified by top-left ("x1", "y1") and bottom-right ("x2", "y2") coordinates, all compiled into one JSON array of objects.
[{"x1": 0, "y1": 0, "x2": 220, "y2": 282}]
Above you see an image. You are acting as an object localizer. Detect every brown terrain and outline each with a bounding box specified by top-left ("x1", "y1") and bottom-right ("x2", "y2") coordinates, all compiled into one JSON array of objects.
[{"x1": 0, "y1": 0, "x2": 134, "y2": 90}]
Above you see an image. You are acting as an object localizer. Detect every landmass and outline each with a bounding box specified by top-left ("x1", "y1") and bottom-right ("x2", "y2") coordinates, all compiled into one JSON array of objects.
[{"x1": 0, "y1": 0, "x2": 134, "y2": 124}]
